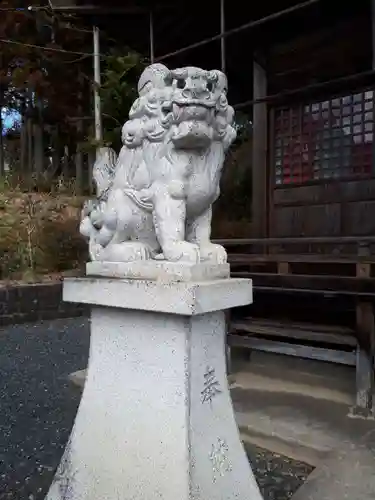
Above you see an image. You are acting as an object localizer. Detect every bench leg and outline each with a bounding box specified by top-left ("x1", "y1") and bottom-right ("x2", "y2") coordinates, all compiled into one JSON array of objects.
[
  {"x1": 226, "y1": 311, "x2": 252, "y2": 376},
  {"x1": 352, "y1": 302, "x2": 375, "y2": 418},
  {"x1": 354, "y1": 345, "x2": 373, "y2": 416},
  {"x1": 226, "y1": 345, "x2": 232, "y2": 375}
]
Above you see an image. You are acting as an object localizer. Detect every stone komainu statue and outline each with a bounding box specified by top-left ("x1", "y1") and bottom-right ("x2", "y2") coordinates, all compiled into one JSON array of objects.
[{"x1": 80, "y1": 63, "x2": 237, "y2": 264}]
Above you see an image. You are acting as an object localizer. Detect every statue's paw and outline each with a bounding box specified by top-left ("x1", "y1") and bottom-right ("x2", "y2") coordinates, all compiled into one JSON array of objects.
[
  {"x1": 163, "y1": 241, "x2": 200, "y2": 263},
  {"x1": 80, "y1": 217, "x2": 94, "y2": 239},
  {"x1": 199, "y1": 243, "x2": 227, "y2": 264},
  {"x1": 89, "y1": 242, "x2": 104, "y2": 261}
]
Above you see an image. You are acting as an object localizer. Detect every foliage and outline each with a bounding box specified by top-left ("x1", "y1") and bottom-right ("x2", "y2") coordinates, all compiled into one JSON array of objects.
[
  {"x1": 212, "y1": 109, "x2": 253, "y2": 233},
  {"x1": 94, "y1": 51, "x2": 145, "y2": 152},
  {"x1": 0, "y1": 0, "x2": 98, "y2": 174},
  {"x1": 0, "y1": 190, "x2": 86, "y2": 281},
  {"x1": 0, "y1": 1, "x2": 92, "y2": 118}
]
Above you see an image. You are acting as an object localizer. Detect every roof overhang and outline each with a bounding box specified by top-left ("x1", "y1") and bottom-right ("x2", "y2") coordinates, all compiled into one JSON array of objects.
[{"x1": 47, "y1": 1, "x2": 370, "y2": 109}]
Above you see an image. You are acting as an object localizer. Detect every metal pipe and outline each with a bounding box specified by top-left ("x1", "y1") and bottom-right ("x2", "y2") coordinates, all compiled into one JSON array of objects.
[
  {"x1": 93, "y1": 25, "x2": 103, "y2": 155},
  {"x1": 220, "y1": 0, "x2": 225, "y2": 72},
  {"x1": 156, "y1": 0, "x2": 321, "y2": 62},
  {"x1": 149, "y1": 10, "x2": 155, "y2": 63}
]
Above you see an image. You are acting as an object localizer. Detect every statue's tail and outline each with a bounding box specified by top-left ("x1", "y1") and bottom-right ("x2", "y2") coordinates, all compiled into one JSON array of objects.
[{"x1": 92, "y1": 147, "x2": 118, "y2": 199}]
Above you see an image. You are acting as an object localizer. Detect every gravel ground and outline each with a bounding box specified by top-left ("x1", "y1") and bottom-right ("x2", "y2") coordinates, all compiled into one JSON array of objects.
[
  {"x1": 0, "y1": 317, "x2": 313, "y2": 499},
  {"x1": 0, "y1": 318, "x2": 89, "y2": 500},
  {"x1": 244, "y1": 442, "x2": 313, "y2": 500}
]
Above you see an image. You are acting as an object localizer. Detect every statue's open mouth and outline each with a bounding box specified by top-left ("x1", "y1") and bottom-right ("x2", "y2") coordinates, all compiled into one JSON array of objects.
[
  {"x1": 172, "y1": 99, "x2": 215, "y2": 108},
  {"x1": 170, "y1": 100, "x2": 216, "y2": 124}
]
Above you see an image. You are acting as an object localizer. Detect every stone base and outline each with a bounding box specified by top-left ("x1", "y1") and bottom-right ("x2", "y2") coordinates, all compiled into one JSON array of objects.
[
  {"x1": 63, "y1": 277, "x2": 251, "y2": 315},
  {"x1": 86, "y1": 260, "x2": 230, "y2": 282},
  {"x1": 46, "y1": 277, "x2": 261, "y2": 500}
]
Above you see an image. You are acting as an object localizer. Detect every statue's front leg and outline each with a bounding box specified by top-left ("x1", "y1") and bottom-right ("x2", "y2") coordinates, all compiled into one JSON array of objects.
[
  {"x1": 153, "y1": 181, "x2": 200, "y2": 263},
  {"x1": 186, "y1": 206, "x2": 227, "y2": 264}
]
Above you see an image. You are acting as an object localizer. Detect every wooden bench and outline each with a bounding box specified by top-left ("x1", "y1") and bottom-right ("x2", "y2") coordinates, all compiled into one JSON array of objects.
[
  {"x1": 214, "y1": 237, "x2": 375, "y2": 416},
  {"x1": 228, "y1": 316, "x2": 374, "y2": 415},
  {"x1": 229, "y1": 317, "x2": 357, "y2": 365}
]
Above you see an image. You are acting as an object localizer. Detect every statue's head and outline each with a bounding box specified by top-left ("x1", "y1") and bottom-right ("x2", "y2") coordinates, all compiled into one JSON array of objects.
[
  {"x1": 123, "y1": 64, "x2": 236, "y2": 152},
  {"x1": 166, "y1": 66, "x2": 235, "y2": 150}
]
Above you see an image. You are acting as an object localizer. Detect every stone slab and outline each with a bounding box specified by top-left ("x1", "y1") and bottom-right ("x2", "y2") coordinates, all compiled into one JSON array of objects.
[
  {"x1": 291, "y1": 445, "x2": 375, "y2": 500},
  {"x1": 63, "y1": 277, "x2": 252, "y2": 316},
  {"x1": 68, "y1": 369, "x2": 87, "y2": 389},
  {"x1": 86, "y1": 260, "x2": 230, "y2": 282}
]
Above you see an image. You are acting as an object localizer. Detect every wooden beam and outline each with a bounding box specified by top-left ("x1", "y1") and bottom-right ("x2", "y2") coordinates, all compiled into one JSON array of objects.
[
  {"x1": 228, "y1": 335, "x2": 357, "y2": 366},
  {"x1": 231, "y1": 319, "x2": 357, "y2": 346},
  {"x1": 230, "y1": 272, "x2": 375, "y2": 295},
  {"x1": 251, "y1": 60, "x2": 268, "y2": 237},
  {"x1": 354, "y1": 301, "x2": 375, "y2": 414}
]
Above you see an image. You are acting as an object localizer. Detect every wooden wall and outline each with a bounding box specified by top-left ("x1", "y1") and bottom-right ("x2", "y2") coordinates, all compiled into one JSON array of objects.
[
  {"x1": 259, "y1": 4, "x2": 375, "y2": 239},
  {"x1": 271, "y1": 178, "x2": 375, "y2": 237}
]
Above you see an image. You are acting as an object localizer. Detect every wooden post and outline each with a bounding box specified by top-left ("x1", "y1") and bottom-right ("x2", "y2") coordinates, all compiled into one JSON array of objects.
[
  {"x1": 252, "y1": 59, "x2": 268, "y2": 238},
  {"x1": 354, "y1": 301, "x2": 375, "y2": 416},
  {"x1": 351, "y1": 0, "x2": 375, "y2": 416},
  {"x1": 372, "y1": 0, "x2": 375, "y2": 69},
  {"x1": 225, "y1": 310, "x2": 232, "y2": 375},
  {"x1": 277, "y1": 261, "x2": 290, "y2": 275},
  {"x1": 352, "y1": 247, "x2": 374, "y2": 417}
]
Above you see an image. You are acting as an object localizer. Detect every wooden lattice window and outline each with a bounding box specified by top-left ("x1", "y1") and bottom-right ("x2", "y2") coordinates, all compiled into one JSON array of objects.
[{"x1": 274, "y1": 90, "x2": 375, "y2": 185}]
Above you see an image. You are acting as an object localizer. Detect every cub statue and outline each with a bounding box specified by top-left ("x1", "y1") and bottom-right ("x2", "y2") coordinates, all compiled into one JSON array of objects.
[{"x1": 80, "y1": 63, "x2": 237, "y2": 264}]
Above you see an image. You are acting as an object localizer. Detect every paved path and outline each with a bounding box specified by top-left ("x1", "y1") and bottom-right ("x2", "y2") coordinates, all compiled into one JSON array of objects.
[
  {"x1": 0, "y1": 318, "x2": 89, "y2": 499},
  {"x1": 0, "y1": 318, "x2": 311, "y2": 499}
]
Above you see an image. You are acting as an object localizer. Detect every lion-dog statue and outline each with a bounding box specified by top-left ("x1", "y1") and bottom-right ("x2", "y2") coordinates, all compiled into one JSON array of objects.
[{"x1": 80, "y1": 63, "x2": 236, "y2": 264}]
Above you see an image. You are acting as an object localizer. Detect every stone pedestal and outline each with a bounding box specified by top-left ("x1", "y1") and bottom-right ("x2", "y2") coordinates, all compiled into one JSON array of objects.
[{"x1": 46, "y1": 275, "x2": 262, "y2": 500}]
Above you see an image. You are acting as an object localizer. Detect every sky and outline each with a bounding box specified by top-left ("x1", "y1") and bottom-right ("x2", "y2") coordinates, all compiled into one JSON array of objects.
[{"x1": 1, "y1": 108, "x2": 22, "y2": 135}]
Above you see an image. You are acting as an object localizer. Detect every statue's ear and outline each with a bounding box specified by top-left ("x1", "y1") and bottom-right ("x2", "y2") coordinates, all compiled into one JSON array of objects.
[
  {"x1": 138, "y1": 81, "x2": 153, "y2": 97},
  {"x1": 208, "y1": 70, "x2": 228, "y2": 94},
  {"x1": 164, "y1": 71, "x2": 173, "y2": 87},
  {"x1": 207, "y1": 70, "x2": 219, "y2": 83}
]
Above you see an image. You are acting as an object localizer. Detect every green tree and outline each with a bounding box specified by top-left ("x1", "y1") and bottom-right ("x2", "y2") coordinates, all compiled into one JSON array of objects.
[
  {"x1": 98, "y1": 51, "x2": 145, "y2": 152},
  {"x1": 0, "y1": 0, "x2": 94, "y2": 178}
]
